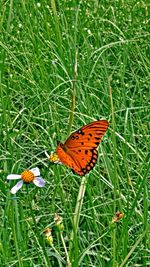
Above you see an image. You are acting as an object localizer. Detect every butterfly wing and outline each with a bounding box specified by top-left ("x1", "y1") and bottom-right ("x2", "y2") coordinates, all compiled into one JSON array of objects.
[
  {"x1": 65, "y1": 120, "x2": 109, "y2": 148},
  {"x1": 56, "y1": 120, "x2": 109, "y2": 176},
  {"x1": 56, "y1": 145, "x2": 98, "y2": 176}
]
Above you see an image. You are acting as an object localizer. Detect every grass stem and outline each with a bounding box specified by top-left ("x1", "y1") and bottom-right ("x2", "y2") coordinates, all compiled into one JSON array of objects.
[{"x1": 67, "y1": 49, "x2": 78, "y2": 136}]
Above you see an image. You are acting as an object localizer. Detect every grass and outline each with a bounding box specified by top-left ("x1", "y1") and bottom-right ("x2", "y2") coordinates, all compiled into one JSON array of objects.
[{"x1": 0, "y1": 1, "x2": 150, "y2": 266}]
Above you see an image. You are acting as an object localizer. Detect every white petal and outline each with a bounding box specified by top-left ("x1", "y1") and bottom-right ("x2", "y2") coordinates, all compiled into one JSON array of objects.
[
  {"x1": 45, "y1": 151, "x2": 50, "y2": 159},
  {"x1": 30, "y1": 167, "x2": 40, "y2": 177},
  {"x1": 7, "y1": 174, "x2": 21, "y2": 180},
  {"x1": 33, "y1": 177, "x2": 46, "y2": 187},
  {"x1": 10, "y1": 180, "x2": 23, "y2": 194}
]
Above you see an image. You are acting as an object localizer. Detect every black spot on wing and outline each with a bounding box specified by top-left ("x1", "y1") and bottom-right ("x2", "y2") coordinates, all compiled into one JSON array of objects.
[
  {"x1": 71, "y1": 135, "x2": 79, "y2": 140},
  {"x1": 76, "y1": 129, "x2": 85, "y2": 135},
  {"x1": 95, "y1": 142, "x2": 99, "y2": 146},
  {"x1": 95, "y1": 137, "x2": 101, "y2": 140}
]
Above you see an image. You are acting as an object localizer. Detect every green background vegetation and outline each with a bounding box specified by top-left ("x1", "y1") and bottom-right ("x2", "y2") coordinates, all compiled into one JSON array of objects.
[{"x1": 0, "y1": 0, "x2": 149, "y2": 266}]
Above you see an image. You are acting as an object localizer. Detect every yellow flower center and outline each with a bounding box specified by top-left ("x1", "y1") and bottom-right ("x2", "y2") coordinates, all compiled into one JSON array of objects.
[
  {"x1": 21, "y1": 170, "x2": 35, "y2": 183},
  {"x1": 49, "y1": 153, "x2": 59, "y2": 163}
]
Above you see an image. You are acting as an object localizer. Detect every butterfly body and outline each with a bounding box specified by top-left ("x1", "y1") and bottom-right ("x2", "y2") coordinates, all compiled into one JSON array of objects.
[{"x1": 51, "y1": 120, "x2": 109, "y2": 176}]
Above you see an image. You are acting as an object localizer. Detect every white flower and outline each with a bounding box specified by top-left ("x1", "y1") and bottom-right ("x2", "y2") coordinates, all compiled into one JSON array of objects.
[{"x1": 7, "y1": 167, "x2": 46, "y2": 194}]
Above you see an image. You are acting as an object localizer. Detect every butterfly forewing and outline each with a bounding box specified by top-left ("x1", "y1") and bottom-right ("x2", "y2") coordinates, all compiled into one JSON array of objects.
[
  {"x1": 56, "y1": 120, "x2": 109, "y2": 176},
  {"x1": 65, "y1": 120, "x2": 109, "y2": 148}
]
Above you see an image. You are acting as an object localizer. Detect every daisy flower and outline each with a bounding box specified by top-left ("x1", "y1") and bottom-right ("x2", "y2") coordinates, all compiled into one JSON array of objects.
[{"x1": 7, "y1": 167, "x2": 46, "y2": 194}]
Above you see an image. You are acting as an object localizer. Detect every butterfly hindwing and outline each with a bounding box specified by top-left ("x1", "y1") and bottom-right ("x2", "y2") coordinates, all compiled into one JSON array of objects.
[
  {"x1": 56, "y1": 145, "x2": 98, "y2": 176},
  {"x1": 67, "y1": 148, "x2": 98, "y2": 176}
]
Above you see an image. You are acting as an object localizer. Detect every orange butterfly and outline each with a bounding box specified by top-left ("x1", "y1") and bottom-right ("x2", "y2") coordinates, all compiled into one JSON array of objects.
[{"x1": 50, "y1": 120, "x2": 109, "y2": 176}]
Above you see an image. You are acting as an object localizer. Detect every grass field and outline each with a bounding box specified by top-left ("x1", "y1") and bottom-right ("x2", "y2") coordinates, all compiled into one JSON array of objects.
[{"x1": 0, "y1": 1, "x2": 150, "y2": 266}]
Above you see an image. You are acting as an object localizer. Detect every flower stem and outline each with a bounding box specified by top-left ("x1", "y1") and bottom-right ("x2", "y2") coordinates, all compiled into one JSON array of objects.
[
  {"x1": 60, "y1": 233, "x2": 71, "y2": 267},
  {"x1": 26, "y1": 186, "x2": 52, "y2": 267},
  {"x1": 11, "y1": 198, "x2": 24, "y2": 267},
  {"x1": 51, "y1": 244, "x2": 66, "y2": 266}
]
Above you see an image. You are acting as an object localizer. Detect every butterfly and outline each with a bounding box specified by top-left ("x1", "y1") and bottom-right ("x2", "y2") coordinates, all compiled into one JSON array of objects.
[{"x1": 50, "y1": 120, "x2": 109, "y2": 176}]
